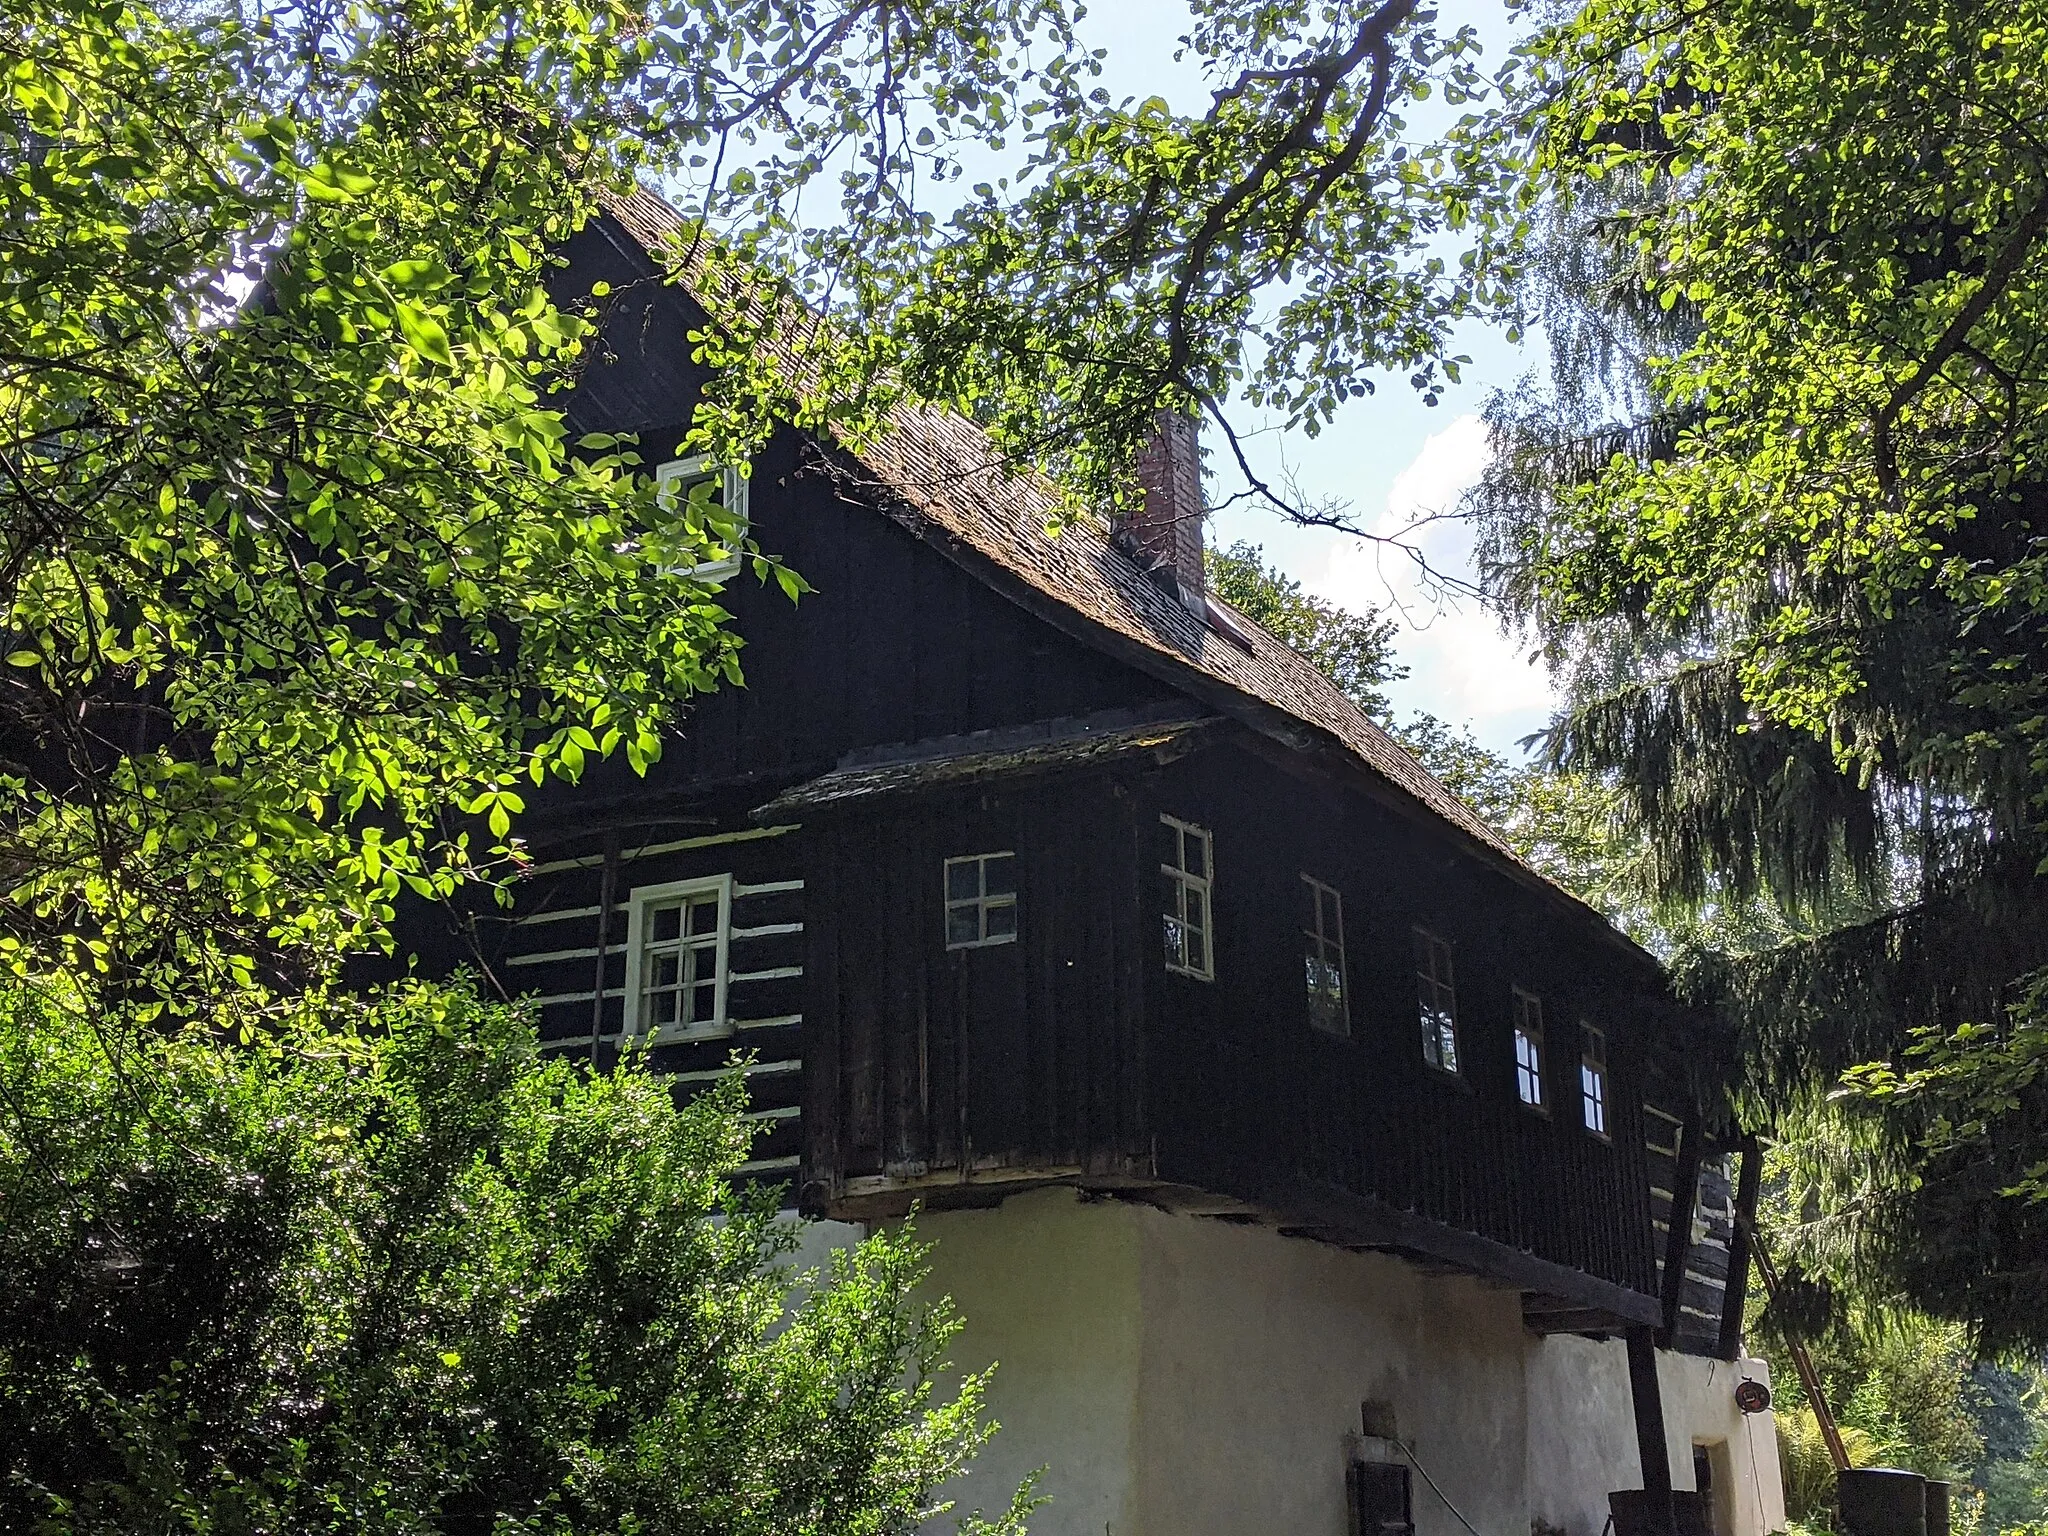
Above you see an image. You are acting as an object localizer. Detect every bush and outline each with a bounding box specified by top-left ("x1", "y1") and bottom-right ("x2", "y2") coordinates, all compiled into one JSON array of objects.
[
  {"x1": 1778, "y1": 1408, "x2": 1885, "y2": 1525},
  {"x1": 0, "y1": 979, "x2": 1024, "y2": 1534}
]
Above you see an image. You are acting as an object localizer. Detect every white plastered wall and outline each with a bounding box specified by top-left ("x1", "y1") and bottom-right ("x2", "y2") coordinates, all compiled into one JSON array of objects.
[
  {"x1": 920, "y1": 1187, "x2": 1528, "y2": 1536},
  {"x1": 915, "y1": 1188, "x2": 1786, "y2": 1536},
  {"x1": 916, "y1": 1188, "x2": 1148, "y2": 1533},
  {"x1": 1130, "y1": 1191, "x2": 1529, "y2": 1536},
  {"x1": 1525, "y1": 1334, "x2": 1786, "y2": 1536}
]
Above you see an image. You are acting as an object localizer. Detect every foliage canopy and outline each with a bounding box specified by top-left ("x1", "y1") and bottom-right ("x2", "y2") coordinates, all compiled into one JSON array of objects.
[
  {"x1": 1, "y1": 0, "x2": 1521, "y2": 1027},
  {"x1": 1479, "y1": 0, "x2": 2048, "y2": 1342}
]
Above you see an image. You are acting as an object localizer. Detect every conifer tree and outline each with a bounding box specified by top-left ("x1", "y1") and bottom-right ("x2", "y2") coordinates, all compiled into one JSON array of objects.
[{"x1": 1478, "y1": 0, "x2": 2048, "y2": 1345}]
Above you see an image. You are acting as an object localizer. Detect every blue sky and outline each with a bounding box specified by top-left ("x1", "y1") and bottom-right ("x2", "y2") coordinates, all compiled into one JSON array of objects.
[{"x1": 1077, "y1": 0, "x2": 1555, "y2": 757}]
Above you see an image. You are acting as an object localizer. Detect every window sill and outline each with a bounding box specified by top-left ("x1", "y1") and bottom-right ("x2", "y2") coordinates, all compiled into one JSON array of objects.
[
  {"x1": 644, "y1": 1021, "x2": 737, "y2": 1047},
  {"x1": 653, "y1": 555, "x2": 745, "y2": 584}
]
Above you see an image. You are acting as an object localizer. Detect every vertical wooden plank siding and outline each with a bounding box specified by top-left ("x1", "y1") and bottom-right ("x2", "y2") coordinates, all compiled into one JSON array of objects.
[
  {"x1": 1130, "y1": 740, "x2": 1669, "y2": 1301},
  {"x1": 802, "y1": 781, "x2": 1148, "y2": 1188}
]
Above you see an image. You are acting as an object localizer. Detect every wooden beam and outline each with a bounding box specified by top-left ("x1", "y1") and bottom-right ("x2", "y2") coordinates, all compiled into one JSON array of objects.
[
  {"x1": 1717, "y1": 1135, "x2": 1761, "y2": 1360},
  {"x1": 798, "y1": 830, "x2": 841, "y2": 1219},
  {"x1": 1523, "y1": 1306, "x2": 1620, "y2": 1335},
  {"x1": 1658, "y1": 1112, "x2": 1704, "y2": 1347},
  {"x1": 1627, "y1": 1325, "x2": 1678, "y2": 1536},
  {"x1": 1750, "y1": 1218, "x2": 1851, "y2": 1472},
  {"x1": 1243, "y1": 1172, "x2": 1664, "y2": 1327},
  {"x1": 588, "y1": 830, "x2": 621, "y2": 1058}
]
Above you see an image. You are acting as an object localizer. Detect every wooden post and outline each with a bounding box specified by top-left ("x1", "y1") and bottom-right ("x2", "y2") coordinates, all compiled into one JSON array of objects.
[
  {"x1": 1748, "y1": 1217, "x2": 1850, "y2": 1472},
  {"x1": 1659, "y1": 1112, "x2": 1704, "y2": 1348},
  {"x1": 1717, "y1": 1135, "x2": 1761, "y2": 1361},
  {"x1": 1627, "y1": 1325, "x2": 1679, "y2": 1536},
  {"x1": 589, "y1": 830, "x2": 621, "y2": 1060}
]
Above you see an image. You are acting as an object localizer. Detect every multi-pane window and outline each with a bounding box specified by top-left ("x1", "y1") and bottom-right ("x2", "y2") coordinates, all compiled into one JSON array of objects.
[
  {"x1": 625, "y1": 875, "x2": 730, "y2": 1037},
  {"x1": 654, "y1": 456, "x2": 750, "y2": 578},
  {"x1": 1301, "y1": 875, "x2": 1348, "y2": 1035},
  {"x1": 944, "y1": 852, "x2": 1018, "y2": 949},
  {"x1": 1414, "y1": 928, "x2": 1459, "y2": 1074},
  {"x1": 1580, "y1": 1023, "x2": 1609, "y2": 1136},
  {"x1": 1512, "y1": 988, "x2": 1546, "y2": 1109},
  {"x1": 1160, "y1": 815, "x2": 1214, "y2": 980}
]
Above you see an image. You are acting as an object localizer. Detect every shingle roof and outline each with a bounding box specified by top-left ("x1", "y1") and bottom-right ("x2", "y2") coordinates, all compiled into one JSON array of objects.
[
  {"x1": 754, "y1": 709, "x2": 1220, "y2": 820},
  {"x1": 602, "y1": 187, "x2": 1626, "y2": 938}
]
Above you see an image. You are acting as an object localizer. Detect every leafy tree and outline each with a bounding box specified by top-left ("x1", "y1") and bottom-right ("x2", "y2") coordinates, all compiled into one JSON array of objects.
[
  {"x1": 1207, "y1": 540, "x2": 1406, "y2": 718},
  {"x1": 1201, "y1": 541, "x2": 1659, "y2": 920},
  {"x1": 1474, "y1": 0, "x2": 2048, "y2": 1345},
  {"x1": 1751, "y1": 1271, "x2": 1986, "y2": 1485},
  {"x1": 0, "y1": 0, "x2": 1542, "y2": 1032},
  {"x1": 1, "y1": 0, "x2": 786, "y2": 1021},
  {"x1": 0, "y1": 0, "x2": 1531, "y2": 1523},
  {"x1": 672, "y1": 0, "x2": 1514, "y2": 543},
  {"x1": 0, "y1": 978, "x2": 1025, "y2": 1534}
]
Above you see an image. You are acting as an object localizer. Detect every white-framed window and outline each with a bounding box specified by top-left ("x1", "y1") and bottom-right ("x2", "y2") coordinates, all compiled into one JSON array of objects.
[
  {"x1": 654, "y1": 455, "x2": 750, "y2": 579},
  {"x1": 1160, "y1": 814, "x2": 1213, "y2": 980},
  {"x1": 944, "y1": 852, "x2": 1018, "y2": 949},
  {"x1": 1301, "y1": 874, "x2": 1347, "y2": 1036},
  {"x1": 623, "y1": 873, "x2": 732, "y2": 1039},
  {"x1": 1513, "y1": 987, "x2": 1546, "y2": 1109},
  {"x1": 1414, "y1": 927, "x2": 1459, "y2": 1074},
  {"x1": 1580, "y1": 1023, "x2": 1609, "y2": 1137}
]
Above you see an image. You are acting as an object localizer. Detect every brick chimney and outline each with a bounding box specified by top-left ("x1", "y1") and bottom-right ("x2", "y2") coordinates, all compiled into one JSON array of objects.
[{"x1": 1123, "y1": 407, "x2": 1207, "y2": 614}]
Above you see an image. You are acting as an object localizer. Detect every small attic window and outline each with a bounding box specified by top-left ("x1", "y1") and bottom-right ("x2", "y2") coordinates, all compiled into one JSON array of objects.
[
  {"x1": 1202, "y1": 593, "x2": 1258, "y2": 652},
  {"x1": 654, "y1": 455, "x2": 749, "y2": 579}
]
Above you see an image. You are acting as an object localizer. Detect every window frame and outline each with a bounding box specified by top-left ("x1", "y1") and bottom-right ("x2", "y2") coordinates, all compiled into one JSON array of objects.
[
  {"x1": 1512, "y1": 986, "x2": 1548, "y2": 1112},
  {"x1": 653, "y1": 455, "x2": 751, "y2": 579},
  {"x1": 622, "y1": 873, "x2": 733, "y2": 1041},
  {"x1": 1301, "y1": 874, "x2": 1349, "y2": 1037},
  {"x1": 1160, "y1": 814, "x2": 1215, "y2": 981},
  {"x1": 943, "y1": 851, "x2": 1019, "y2": 951},
  {"x1": 1413, "y1": 927, "x2": 1460, "y2": 1076},
  {"x1": 1579, "y1": 1022, "x2": 1610, "y2": 1139}
]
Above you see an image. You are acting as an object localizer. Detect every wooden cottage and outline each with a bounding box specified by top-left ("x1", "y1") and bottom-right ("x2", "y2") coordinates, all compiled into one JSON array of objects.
[{"x1": 404, "y1": 189, "x2": 1785, "y2": 1536}]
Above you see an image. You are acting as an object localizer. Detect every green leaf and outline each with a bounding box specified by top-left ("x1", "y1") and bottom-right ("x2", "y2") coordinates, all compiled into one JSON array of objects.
[
  {"x1": 383, "y1": 257, "x2": 450, "y2": 290},
  {"x1": 302, "y1": 160, "x2": 375, "y2": 202},
  {"x1": 396, "y1": 304, "x2": 455, "y2": 366}
]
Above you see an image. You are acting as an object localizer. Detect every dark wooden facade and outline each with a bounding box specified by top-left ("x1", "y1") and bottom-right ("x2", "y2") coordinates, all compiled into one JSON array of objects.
[
  {"x1": 405, "y1": 203, "x2": 1744, "y2": 1355},
  {"x1": 774, "y1": 730, "x2": 1670, "y2": 1329}
]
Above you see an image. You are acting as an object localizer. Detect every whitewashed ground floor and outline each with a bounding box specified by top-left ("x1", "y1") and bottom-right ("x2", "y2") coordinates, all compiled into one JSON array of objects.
[{"x1": 902, "y1": 1187, "x2": 1785, "y2": 1536}]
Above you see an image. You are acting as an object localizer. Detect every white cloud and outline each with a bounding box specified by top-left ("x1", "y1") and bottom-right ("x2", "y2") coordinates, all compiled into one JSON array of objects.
[{"x1": 1307, "y1": 414, "x2": 1556, "y2": 751}]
